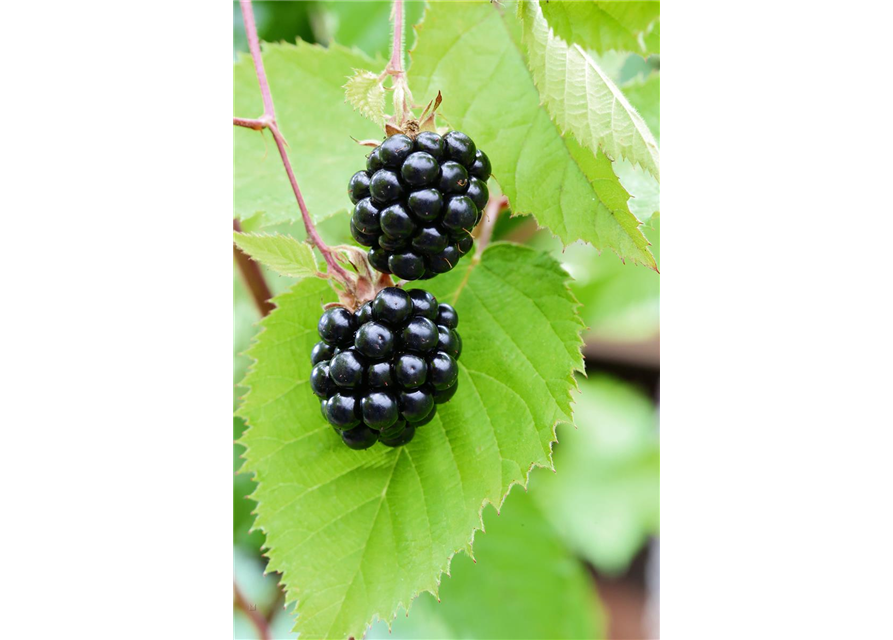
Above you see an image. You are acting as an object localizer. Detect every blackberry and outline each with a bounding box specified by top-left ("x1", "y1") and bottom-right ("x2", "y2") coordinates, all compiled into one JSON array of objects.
[
  {"x1": 311, "y1": 287, "x2": 461, "y2": 449},
  {"x1": 347, "y1": 131, "x2": 491, "y2": 280}
]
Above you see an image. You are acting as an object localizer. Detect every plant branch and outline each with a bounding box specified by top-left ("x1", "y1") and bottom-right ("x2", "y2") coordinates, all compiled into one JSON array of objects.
[
  {"x1": 233, "y1": 220, "x2": 275, "y2": 317},
  {"x1": 382, "y1": 0, "x2": 412, "y2": 125},
  {"x1": 234, "y1": 580, "x2": 271, "y2": 640},
  {"x1": 234, "y1": 0, "x2": 351, "y2": 284}
]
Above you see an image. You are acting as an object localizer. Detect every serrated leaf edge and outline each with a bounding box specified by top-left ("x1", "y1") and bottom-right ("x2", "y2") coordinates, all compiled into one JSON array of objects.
[{"x1": 235, "y1": 244, "x2": 584, "y2": 638}]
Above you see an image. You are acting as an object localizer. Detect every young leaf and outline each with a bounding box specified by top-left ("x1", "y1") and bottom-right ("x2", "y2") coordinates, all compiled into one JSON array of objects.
[
  {"x1": 234, "y1": 42, "x2": 383, "y2": 227},
  {"x1": 233, "y1": 232, "x2": 318, "y2": 279},
  {"x1": 520, "y1": 0, "x2": 661, "y2": 180},
  {"x1": 540, "y1": 0, "x2": 660, "y2": 56},
  {"x1": 531, "y1": 375, "x2": 660, "y2": 574},
  {"x1": 369, "y1": 489, "x2": 605, "y2": 639},
  {"x1": 410, "y1": 1, "x2": 656, "y2": 269},
  {"x1": 237, "y1": 244, "x2": 583, "y2": 639},
  {"x1": 344, "y1": 70, "x2": 386, "y2": 126}
]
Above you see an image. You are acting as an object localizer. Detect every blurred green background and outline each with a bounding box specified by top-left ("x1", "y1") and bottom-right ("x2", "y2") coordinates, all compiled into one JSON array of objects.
[{"x1": 233, "y1": 2, "x2": 659, "y2": 638}]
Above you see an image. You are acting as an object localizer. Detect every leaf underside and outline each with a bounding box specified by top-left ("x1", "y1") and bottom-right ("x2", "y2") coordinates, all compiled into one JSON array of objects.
[
  {"x1": 233, "y1": 232, "x2": 318, "y2": 279},
  {"x1": 237, "y1": 244, "x2": 584, "y2": 639},
  {"x1": 520, "y1": 0, "x2": 661, "y2": 180},
  {"x1": 344, "y1": 69, "x2": 386, "y2": 126},
  {"x1": 233, "y1": 42, "x2": 384, "y2": 228},
  {"x1": 409, "y1": 1, "x2": 656, "y2": 269}
]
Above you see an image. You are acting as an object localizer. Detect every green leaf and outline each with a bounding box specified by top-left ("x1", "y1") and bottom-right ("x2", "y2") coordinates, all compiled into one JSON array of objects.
[
  {"x1": 410, "y1": 1, "x2": 656, "y2": 269},
  {"x1": 234, "y1": 42, "x2": 383, "y2": 227},
  {"x1": 531, "y1": 374, "x2": 660, "y2": 574},
  {"x1": 368, "y1": 489, "x2": 605, "y2": 639},
  {"x1": 540, "y1": 0, "x2": 660, "y2": 56},
  {"x1": 237, "y1": 244, "x2": 584, "y2": 639},
  {"x1": 233, "y1": 232, "x2": 318, "y2": 279},
  {"x1": 344, "y1": 70, "x2": 386, "y2": 127},
  {"x1": 520, "y1": 0, "x2": 661, "y2": 180}
]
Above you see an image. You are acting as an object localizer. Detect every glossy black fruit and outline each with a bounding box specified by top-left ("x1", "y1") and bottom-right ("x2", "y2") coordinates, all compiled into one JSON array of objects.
[
  {"x1": 388, "y1": 251, "x2": 426, "y2": 280},
  {"x1": 368, "y1": 247, "x2": 391, "y2": 273},
  {"x1": 348, "y1": 171, "x2": 371, "y2": 204},
  {"x1": 407, "y1": 289, "x2": 438, "y2": 320},
  {"x1": 444, "y1": 130, "x2": 477, "y2": 168},
  {"x1": 355, "y1": 302, "x2": 373, "y2": 326},
  {"x1": 318, "y1": 307, "x2": 355, "y2": 345},
  {"x1": 369, "y1": 169, "x2": 405, "y2": 204},
  {"x1": 437, "y1": 326, "x2": 462, "y2": 360},
  {"x1": 438, "y1": 161, "x2": 470, "y2": 194},
  {"x1": 402, "y1": 317, "x2": 439, "y2": 353},
  {"x1": 310, "y1": 362, "x2": 333, "y2": 398},
  {"x1": 367, "y1": 361, "x2": 394, "y2": 388},
  {"x1": 372, "y1": 287, "x2": 411, "y2": 325},
  {"x1": 442, "y1": 195, "x2": 477, "y2": 234},
  {"x1": 414, "y1": 131, "x2": 445, "y2": 160},
  {"x1": 394, "y1": 353, "x2": 427, "y2": 389},
  {"x1": 378, "y1": 234, "x2": 408, "y2": 252},
  {"x1": 466, "y1": 177, "x2": 489, "y2": 212},
  {"x1": 355, "y1": 322, "x2": 395, "y2": 360},
  {"x1": 348, "y1": 132, "x2": 490, "y2": 279},
  {"x1": 379, "y1": 418, "x2": 407, "y2": 440},
  {"x1": 310, "y1": 341, "x2": 336, "y2": 365},
  {"x1": 327, "y1": 393, "x2": 361, "y2": 429},
  {"x1": 329, "y1": 349, "x2": 365, "y2": 388},
  {"x1": 312, "y1": 288, "x2": 461, "y2": 448},
  {"x1": 399, "y1": 388, "x2": 435, "y2": 423},
  {"x1": 427, "y1": 245, "x2": 460, "y2": 274},
  {"x1": 412, "y1": 226, "x2": 449, "y2": 255},
  {"x1": 379, "y1": 134, "x2": 414, "y2": 168},
  {"x1": 469, "y1": 149, "x2": 491, "y2": 180},
  {"x1": 407, "y1": 189, "x2": 443, "y2": 221},
  {"x1": 352, "y1": 198, "x2": 380, "y2": 233},
  {"x1": 428, "y1": 351, "x2": 459, "y2": 390},
  {"x1": 456, "y1": 234, "x2": 474, "y2": 256},
  {"x1": 380, "y1": 203, "x2": 416, "y2": 239},
  {"x1": 436, "y1": 303, "x2": 459, "y2": 329},
  {"x1": 361, "y1": 391, "x2": 399, "y2": 431},
  {"x1": 366, "y1": 146, "x2": 384, "y2": 172},
  {"x1": 380, "y1": 424, "x2": 416, "y2": 447},
  {"x1": 433, "y1": 382, "x2": 458, "y2": 404},
  {"x1": 341, "y1": 424, "x2": 378, "y2": 449},
  {"x1": 351, "y1": 221, "x2": 379, "y2": 247},
  {"x1": 401, "y1": 152, "x2": 439, "y2": 187}
]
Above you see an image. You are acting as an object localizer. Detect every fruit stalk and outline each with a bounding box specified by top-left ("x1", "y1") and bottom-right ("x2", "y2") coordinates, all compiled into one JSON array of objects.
[
  {"x1": 233, "y1": 0, "x2": 351, "y2": 285},
  {"x1": 384, "y1": 0, "x2": 413, "y2": 126}
]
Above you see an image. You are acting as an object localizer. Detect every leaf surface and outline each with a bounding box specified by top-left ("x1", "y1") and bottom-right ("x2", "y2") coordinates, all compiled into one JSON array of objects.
[
  {"x1": 233, "y1": 232, "x2": 318, "y2": 280},
  {"x1": 369, "y1": 489, "x2": 605, "y2": 639},
  {"x1": 237, "y1": 244, "x2": 584, "y2": 638},
  {"x1": 344, "y1": 70, "x2": 386, "y2": 127},
  {"x1": 409, "y1": 1, "x2": 655, "y2": 269},
  {"x1": 521, "y1": 0, "x2": 661, "y2": 179}
]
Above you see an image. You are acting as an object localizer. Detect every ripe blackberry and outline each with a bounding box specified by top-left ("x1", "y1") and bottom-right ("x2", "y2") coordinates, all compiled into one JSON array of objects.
[
  {"x1": 310, "y1": 287, "x2": 461, "y2": 449},
  {"x1": 347, "y1": 131, "x2": 491, "y2": 280}
]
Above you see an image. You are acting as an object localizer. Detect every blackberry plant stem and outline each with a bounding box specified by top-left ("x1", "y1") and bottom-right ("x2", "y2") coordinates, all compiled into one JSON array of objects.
[{"x1": 233, "y1": 0, "x2": 352, "y2": 284}]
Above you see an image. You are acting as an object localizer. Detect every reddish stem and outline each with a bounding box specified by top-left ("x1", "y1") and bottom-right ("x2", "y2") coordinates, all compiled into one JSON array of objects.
[
  {"x1": 233, "y1": 219, "x2": 275, "y2": 317},
  {"x1": 388, "y1": 0, "x2": 404, "y2": 75},
  {"x1": 234, "y1": 580, "x2": 272, "y2": 640},
  {"x1": 235, "y1": 0, "x2": 351, "y2": 283}
]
